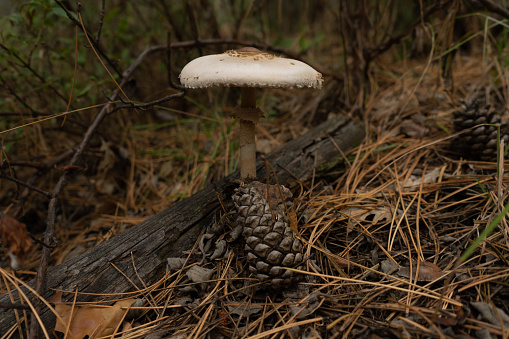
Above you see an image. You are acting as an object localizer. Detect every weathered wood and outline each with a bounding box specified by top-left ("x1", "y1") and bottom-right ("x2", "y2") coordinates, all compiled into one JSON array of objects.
[{"x1": 0, "y1": 115, "x2": 364, "y2": 332}]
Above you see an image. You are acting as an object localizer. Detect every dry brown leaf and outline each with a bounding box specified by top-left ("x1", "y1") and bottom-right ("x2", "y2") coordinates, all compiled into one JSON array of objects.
[
  {"x1": 302, "y1": 327, "x2": 323, "y2": 339},
  {"x1": 0, "y1": 213, "x2": 32, "y2": 270},
  {"x1": 380, "y1": 259, "x2": 399, "y2": 274},
  {"x1": 398, "y1": 261, "x2": 443, "y2": 282},
  {"x1": 332, "y1": 256, "x2": 350, "y2": 268},
  {"x1": 398, "y1": 167, "x2": 442, "y2": 191},
  {"x1": 52, "y1": 292, "x2": 135, "y2": 339},
  {"x1": 471, "y1": 301, "x2": 509, "y2": 329},
  {"x1": 342, "y1": 206, "x2": 393, "y2": 224},
  {"x1": 227, "y1": 303, "x2": 263, "y2": 317},
  {"x1": 186, "y1": 265, "x2": 214, "y2": 284},
  {"x1": 289, "y1": 291, "x2": 326, "y2": 319},
  {"x1": 167, "y1": 257, "x2": 187, "y2": 270}
]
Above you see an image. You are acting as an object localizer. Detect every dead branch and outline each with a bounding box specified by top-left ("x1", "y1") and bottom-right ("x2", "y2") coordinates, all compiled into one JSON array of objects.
[
  {"x1": 476, "y1": 0, "x2": 509, "y2": 20},
  {"x1": 0, "y1": 302, "x2": 30, "y2": 310},
  {"x1": 53, "y1": 0, "x2": 123, "y2": 77},
  {"x1": 0, "y1": 114, "x2": 365, "y2": 333},
  {"x1": 0, "y1": 170, "x2": 53, "y2": 198},
  {"x1": 113, "y1": 92, "x2": 185, "y2": 113},
  {"x1": 0, "y1": 44, "x2": 71, "y2": 107},
  {"x1": 26, "y1": 37, "x2": 185, "y2": 339}
]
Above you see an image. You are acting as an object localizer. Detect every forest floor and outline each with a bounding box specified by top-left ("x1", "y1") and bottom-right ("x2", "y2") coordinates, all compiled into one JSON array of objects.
[
  {"x1": 1, "y1": 2, "x2": 509, "y2": 336},
  {"x1": 2, "y1": 50, "x2": 509, "y2": 338}
]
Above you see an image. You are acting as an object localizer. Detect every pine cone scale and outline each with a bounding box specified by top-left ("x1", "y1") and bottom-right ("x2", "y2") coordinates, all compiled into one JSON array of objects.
[
  {"x1": 232, "y1": 182, "x2": 305, "y2": 288},
  {"x1": 452, "y1": 99, "x2": 509, "y2": 161}
]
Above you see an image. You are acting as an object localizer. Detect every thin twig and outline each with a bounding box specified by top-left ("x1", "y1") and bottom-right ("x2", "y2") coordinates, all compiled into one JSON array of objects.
[
  {"x1": 0, "y1": 171, "x2": 53, "y2": 198},
  {"x1": 0, "y1": 44, "x2": 71, "y2": 107},
  {"x1": 365, "y1": 0, "x2": 451, "y2": 65},
  {"x1": 0, "y1": 302, "x2": 31, "y2": 310},
  {"x1": 477, "y1": 0, "x2": 509, "y2": 20},
  {"x1": 112, "y1": 92, "x2": 185, "y2": 113},
  {"x1": 53, "y1": 0, "x2": 122, "y2": 77},
  {"x1": 27, "y1": 25, "x2": 186, "y2": 339},
  {"x1": 167, "y1": 30, "x2": 186, "y2": 90},
  {"x1": 95, "y1": 0, "x2": 106, "y2": 45},
  {"x1": 29, "y1": 233, "x2": 59, "y2": 249},
  {"x1": 0, "y1": 76, "x2": 36, "y2": 113}
]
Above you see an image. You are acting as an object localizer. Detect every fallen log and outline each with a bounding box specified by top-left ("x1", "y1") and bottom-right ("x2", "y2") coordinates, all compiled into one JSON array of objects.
[{"x1": 0, "y1": 115, "x2": 364, "y2": 332}]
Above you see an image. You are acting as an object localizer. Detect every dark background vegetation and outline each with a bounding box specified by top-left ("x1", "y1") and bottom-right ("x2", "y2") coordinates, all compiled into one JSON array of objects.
[{"x1": 1, "y1": 0, "x2": 509, "y2": 337}]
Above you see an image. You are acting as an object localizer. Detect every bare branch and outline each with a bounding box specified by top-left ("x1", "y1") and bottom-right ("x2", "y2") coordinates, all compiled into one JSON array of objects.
[
  {"x1": 112, "y1": 92, "x2": 185, "y2": 113},
  {"x1": 27, "y1": 38, "x2": 186, "y2": 338},
  {"x1": 95, "y1": 0, "x2": 106, "y2": 45},
  {"x1": 53, "y1": 0, "x2": 123, "y2": 78},
  {"x1": 0, "y1": 302, "x2": 30, "y2": 310},
  {"x1": 477, "y1": 0, "x2": 509, "y2": 20},
  {"x1": 0, "y1": 43, "x2": 71, "y2": 107},
  {"x1": 0, "y1": 170, "x2": 53, "y2": 198}
]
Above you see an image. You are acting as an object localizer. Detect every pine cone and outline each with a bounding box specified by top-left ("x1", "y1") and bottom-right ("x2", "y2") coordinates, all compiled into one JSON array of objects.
[
  {"x1": 452, "y1": 99, "x2": 509, "y2": 161},
  {"x1": 232, "y1": 182, "x2": 305, "y2": 288}
]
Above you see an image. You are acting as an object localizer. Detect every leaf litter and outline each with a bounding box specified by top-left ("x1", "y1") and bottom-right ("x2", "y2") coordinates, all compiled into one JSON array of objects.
[
  {"x1": 2, "y1": 20, "x2": 509, "y2": 339},
  {"x1": 2, "y1": 55, "x2": 509, "y2": 338}
]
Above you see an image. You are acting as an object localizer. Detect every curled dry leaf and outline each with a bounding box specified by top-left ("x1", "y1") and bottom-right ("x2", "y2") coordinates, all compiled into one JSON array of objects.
[
  {"x1": 302, "y1": 327, "x2": 323, "y2": 339},
  {"x1": 471, "y1": 301, "x2": 509, "y2": 329},
  {"x1": 209, "y1": 239, "x2": 227, "y2": 260},
  {"x1": 398, "y1": 167, "x2": 442, "y2": 192},
  {"x1": 381, "y1": 259, "x2": 399, "y2": 275},
  {"x1": 52, "y1": 292, "x2": 135, "y2": 339},
  {"x1": 400, "y1": 118, "x2": 429, "y2": 139},
  {"x1": 398, "y1": 261, "x2": 443, "y2": 282},
  {"x1": 341, "y1": 206, "x2": 393, "y2": 225},
  {"x1": 227, "y1": 303, "x2": 263, "y2": 317},
  {"x1": 186, "y1": 265, "x2": 214, "y2": 284},
  {"x1": 0, "y1": 213, "x2": 32, "y2": 270},
  {"x1": 167, "y1": 257, "x2": 187, "y2": 270},
  {"x1": 289, "y1": 291, "x2": 327, "y2": 319}
]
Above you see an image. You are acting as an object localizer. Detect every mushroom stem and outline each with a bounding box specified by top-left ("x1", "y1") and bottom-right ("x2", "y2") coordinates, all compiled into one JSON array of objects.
[
  {"x1": 239, "y1": 119, "x2": 256, "y2": 178},
  {"x1": 241, "y1": 87, "x2": 256, "y2": 108},
  {"x1": 239, "y1": 87, "x2": 258, "y2": 178}
]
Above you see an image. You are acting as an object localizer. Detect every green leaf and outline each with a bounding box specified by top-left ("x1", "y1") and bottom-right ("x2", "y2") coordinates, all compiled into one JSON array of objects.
[
  {"x1": 460, "y1": 201, "x2": 509, "y2": 262},
  {"x1": 77, "y1": 83, "x2": 93, "y2": 97}
]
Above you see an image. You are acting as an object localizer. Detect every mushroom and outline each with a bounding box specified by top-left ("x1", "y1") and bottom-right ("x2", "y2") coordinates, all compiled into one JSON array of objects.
[{"x1": 179, "y1": 47, "x2": 323, "y2": 178}]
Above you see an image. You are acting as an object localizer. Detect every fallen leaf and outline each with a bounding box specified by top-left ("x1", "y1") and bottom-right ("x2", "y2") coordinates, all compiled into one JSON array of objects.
[
  {"x1": 0, "y1": 213, "x2": 32, "y2": 270},
  {"x1": 398, "y1": 167, "x2": 442, "y2": 191},
  {"x1": 289, "y1": 291, "x2": 326, "y2": 319},
  {"x1": 302, "y1": 327, "x2": 323, "y2": 339},
  {"x1": 400, "y1": 119, "x2": 429, "y2": 139},
  {"x1": 227, "y1": 303, "x2": 263, "y2": 317},
  {"x1": 341, "y1": 206, "x2": 393, "y2": 224},
  {"x1": 471, "y1": 301, "x2": 509, "y2": 329},
  {"x1": 398, "y1": 261, "x2": 443, "y2": 282},
  {"x1": 167, "y1": 257, "x2": 187, "y2": 270},
  {"x1": 332, "y1": 256, "x2": 350, "y2": 268},
  {"x1": 186, "y1": 265, "x2": 214, "y2": 284},
  {"x1": 380, "y1": 259, "x2": 399, "y2": 274},
  {"x1": 52, "y1": 293, "x2": 135, "y2": 339}
]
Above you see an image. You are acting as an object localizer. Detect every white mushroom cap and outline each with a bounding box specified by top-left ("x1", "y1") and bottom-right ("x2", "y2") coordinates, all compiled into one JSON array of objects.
[{"x1": 179, "y1": 47, "x2": 323, "y2": 89}]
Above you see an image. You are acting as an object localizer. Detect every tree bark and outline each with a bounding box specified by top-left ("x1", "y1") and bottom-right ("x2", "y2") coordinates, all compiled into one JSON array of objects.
[{"x1": 0, "y1": 115, "x2": 364, "y2": 332}]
